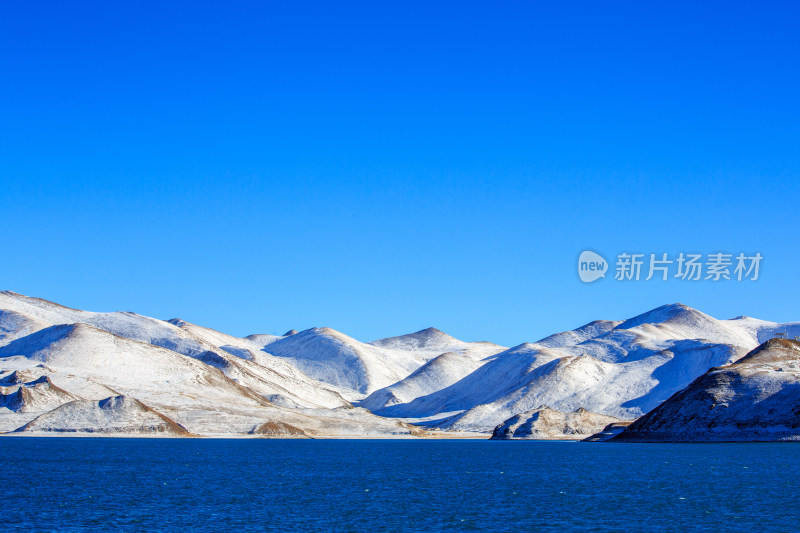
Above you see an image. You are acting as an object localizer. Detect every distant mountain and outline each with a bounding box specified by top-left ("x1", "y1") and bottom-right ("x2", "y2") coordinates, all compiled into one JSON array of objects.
[
  {"x1": 262, "y1": 327, "x2": 418, "y2": 396},
  {"x1": 357, "y1": 329, "x2": 505, "y2": 412},
  {"x1": 359, "y1": 352, "x2": 486, "y2": 415},
  {"x1": 264, "y1": 326, "x2": 504, "y2": 397},
  {"x1": 614, "y1": 339, "x2": 800, "y2": 442},
  {"x1": 370, "y1": 327, "x2": 501, "y2": 355}
]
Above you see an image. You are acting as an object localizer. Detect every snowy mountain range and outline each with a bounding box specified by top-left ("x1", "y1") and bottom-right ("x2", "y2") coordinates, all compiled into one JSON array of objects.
[{"x1": 0, "y1": 291, "x2": 797, "y2": 439}]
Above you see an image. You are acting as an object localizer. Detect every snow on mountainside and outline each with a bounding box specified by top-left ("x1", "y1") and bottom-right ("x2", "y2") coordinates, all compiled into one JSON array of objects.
[
  {"x1": 264, "y1": 326, "x2": 505, "y2": 397},
  {"x1": 0, "y1": 322, "x2": 275, "y2": 431},
  {"x1": 385, "y1": 304, "x2": 772, "y2": 433},
  {"x1": 262, "y1": 327, "x2": 412, "y2": 396},
  {"x1": 723, "y1": 316, "x2": 800, "y2": 344},
  {"x1": 371, "y1": 343, "x2": 563, "y2": 420},
  {"x1": 356, "y1": 329, "x2": 506, "y2": 411},
  {"x1": 0, "y1": 293, "x2": 415, "y2": 437},
  {"x1": 370, "y1": 327, "x2": 503, "y2": 357},
  {"x1": 0, "y1": 292, "x2": 219, "y2": 359},
  {"x1": 0, "y1": 292, "x2": 350, "y2": 410},
  {"x1": 490, "y1": 407, "x2": 625, "y2": 440},
  {"x1": 0, "y1": 309, "x2": 49, "y2": 346},
  {"x1": 1, "y1": 291, "x2": 797, "y2": 439},
  {"x1": 533, "y1": 320, "x2": 621, "y2": 349},
  {"x1": 166, "y1": 317, "x2": 279, "y2": 354},
  {"x1": 164, "y1": 318, "x2": 350, "y2": 409},
  {"x1": 614, "y1": 338, "x2": 800, "y2": 442},
  {"x1": 359, "y1": 352, "x2": 487, "y2": 414},
  {"x1": 614, "y1": 303, "x2": 756, "y2": 347}
]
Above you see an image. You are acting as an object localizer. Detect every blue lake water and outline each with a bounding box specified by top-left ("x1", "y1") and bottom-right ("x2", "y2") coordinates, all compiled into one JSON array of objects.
[{"x1": 4, "y1": 438, "x2": 799, "y2": 531}]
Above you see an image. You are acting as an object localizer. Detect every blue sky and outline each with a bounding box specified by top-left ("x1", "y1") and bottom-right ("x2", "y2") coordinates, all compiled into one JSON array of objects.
[{"x1": 1, "y1": 2, "x2": 798, "y2": 346}]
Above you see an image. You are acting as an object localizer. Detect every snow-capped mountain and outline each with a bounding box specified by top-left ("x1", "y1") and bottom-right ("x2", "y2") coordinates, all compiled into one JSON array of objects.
[
  {"x1": 0, "y1": 292, "x2": 415, "y2": 437},
  {"x1": 357, "y1": 328, "x2": 505, "y2": 412},
  {"x1": 378, "y1": 304, "x2": 798, "y2": 433},
  {"x1": 259, "y1": 327, "x2": 420, "y2": 397},
  {"x1": 1, "y1": 291, "x2": 796, "y2": 439},
  {"x1": 0, "y1": 292, "x2": 356, "y2": 412},
  {"x1": 262, "y1": 326, "x2": 504, "y2": 398},
  {"x1": 358, "y1": 351, "x2": 487, "y2": 415},
  {"x1": 614, "y1": 338, "x2": 800, "y2": 442}
]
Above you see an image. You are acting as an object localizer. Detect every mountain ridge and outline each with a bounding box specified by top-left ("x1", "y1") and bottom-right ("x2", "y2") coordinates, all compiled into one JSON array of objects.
[{"x1": 1, "y1": 290, "x2": 797, "y2": 439}]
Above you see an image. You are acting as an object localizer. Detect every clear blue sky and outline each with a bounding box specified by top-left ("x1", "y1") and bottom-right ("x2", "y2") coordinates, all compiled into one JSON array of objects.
[{"x1": 1, "y1": 2, "x2": 798, "y2": 346}]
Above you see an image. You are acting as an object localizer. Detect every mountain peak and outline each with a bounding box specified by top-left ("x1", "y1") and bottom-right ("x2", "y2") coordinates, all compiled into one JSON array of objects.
[
  {"x1": 616, "y1": 303, "x2": 703, "y2": 330},
  {"x1": 311, "y1": 326, "x2": 346, "y2": 338},
  {"x1": 406, "y1": 327, "x2": 453, "y2": 343},
  {"x1": 369, "y1": 327, "x2": 457, "y2": 350},
  {"x1": 416, "y1": 327, "x2": 446, "y2": 335}
]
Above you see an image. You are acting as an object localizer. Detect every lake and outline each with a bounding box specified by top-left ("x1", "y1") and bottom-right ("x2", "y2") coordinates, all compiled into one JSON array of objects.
[{"x1": 4, "y1": 438, "x2": 798, "y2": 531}]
